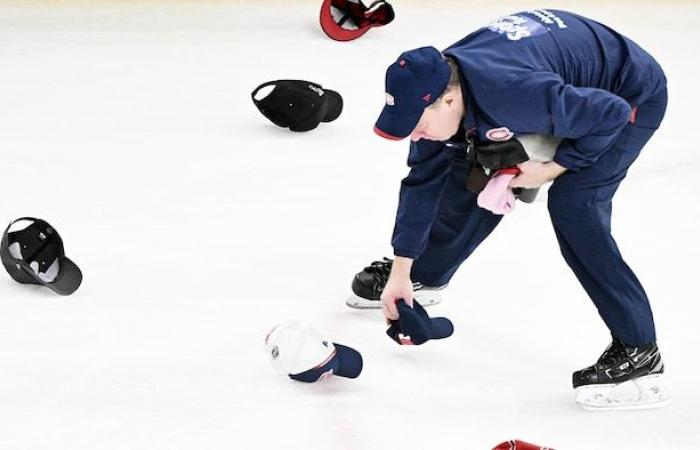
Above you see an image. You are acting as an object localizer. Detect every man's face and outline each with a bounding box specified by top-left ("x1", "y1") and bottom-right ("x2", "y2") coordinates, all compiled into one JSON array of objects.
[{"x1": 409, "y1": 90, "x2": 464, "y2": 142}]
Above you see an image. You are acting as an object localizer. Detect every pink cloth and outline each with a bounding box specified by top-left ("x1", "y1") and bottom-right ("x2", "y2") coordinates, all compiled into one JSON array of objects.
[{"x1": 477, "y1": 171, "x2": 517, "y2": 215}]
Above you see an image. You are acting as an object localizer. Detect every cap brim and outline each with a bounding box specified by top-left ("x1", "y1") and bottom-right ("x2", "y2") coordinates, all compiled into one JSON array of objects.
[
  {"x1": 428, "y1": 317, "x2": 454, "y2": 340},
  {"x1": 288, "y1": 342, "x2": 363, "y2": 382},
  {"x1": 321, "y1": 89, "x2": 343, "y2": 123},
  {"x1": 332, "y1": 343, "x2": 363, "y2": 379},
  {"x1": 319, "y1": 0, "x2": 371, "y2": 42},
  {"x1": 40, "y1": 256, "x2": 82, "y2": 295},
  {"x1": 374, "y1": 106, "x2": 423, "y2": 141}
]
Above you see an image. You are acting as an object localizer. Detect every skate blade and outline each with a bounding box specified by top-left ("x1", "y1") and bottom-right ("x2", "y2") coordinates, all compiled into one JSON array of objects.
[
  {"x1": 574, "y1": 374, "x2": 671, "y2": 411},
  {"x1": 345, "y1": 290, "x2": 443, "y2": 309}
]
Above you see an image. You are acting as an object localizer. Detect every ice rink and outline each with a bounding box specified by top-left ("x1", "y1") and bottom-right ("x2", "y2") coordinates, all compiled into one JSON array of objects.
[{"x1": 1, "y1": 0, "x2": 699, "y2": 448}]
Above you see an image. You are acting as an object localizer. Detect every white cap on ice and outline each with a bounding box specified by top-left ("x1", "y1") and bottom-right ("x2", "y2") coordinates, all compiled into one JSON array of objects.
[
  {"x1": 264, "y1": 320, "x2": 335, "y2": 375},
  {"x1": 264, "y1": 320, "x2": 363, "y2": 382}
]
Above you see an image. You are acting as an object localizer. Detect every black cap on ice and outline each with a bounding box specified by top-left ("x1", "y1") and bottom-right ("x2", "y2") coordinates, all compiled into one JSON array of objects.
[
  {"x1": 251, "y1": 80, "x2": 343, "y2": 132},
  {"x1": 1, "y1": 217, "x2": 82, "y2": 295}
]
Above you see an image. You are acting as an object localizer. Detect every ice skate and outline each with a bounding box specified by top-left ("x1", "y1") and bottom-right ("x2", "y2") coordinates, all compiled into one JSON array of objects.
[
  {"x1": 346, "y1": 257, "x2": 445, "y2": 309},
  {"x1": 573, "y1": 339, "x2": 670, "y2": 410}
]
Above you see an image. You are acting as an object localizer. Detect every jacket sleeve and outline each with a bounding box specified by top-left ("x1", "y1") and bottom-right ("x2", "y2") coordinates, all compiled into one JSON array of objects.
[
  {"x1": 494, "y1": 71, "x2": 632, "y2": 171},
  {"x1": 391, "y1": 139, "x2": 451, "y2": 259}
]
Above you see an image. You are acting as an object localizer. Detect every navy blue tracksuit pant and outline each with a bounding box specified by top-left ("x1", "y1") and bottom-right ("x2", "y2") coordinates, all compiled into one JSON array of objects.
[{"x1": 411, "y1": 90, "x2": 667, "y2": 347}]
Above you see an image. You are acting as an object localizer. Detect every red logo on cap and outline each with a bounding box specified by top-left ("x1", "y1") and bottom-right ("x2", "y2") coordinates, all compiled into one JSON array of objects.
[
  {"x1": 422, "y1": 94, "x2": 432, "y2": 102},
  {"x1": 485, "y1": 127, "x2": 514, "y2": 142},
  {"x1": 399, "y1": 59, "x2": 406, "y2": 67}
]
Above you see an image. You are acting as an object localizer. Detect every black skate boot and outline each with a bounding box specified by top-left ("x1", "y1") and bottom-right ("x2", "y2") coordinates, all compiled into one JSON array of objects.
[
  {"x1": 345, "y1": 257, "x2": 446, "y2": 309},
  {"x1": 573, "y1": 339, "x2": 670, "y2": 410}
]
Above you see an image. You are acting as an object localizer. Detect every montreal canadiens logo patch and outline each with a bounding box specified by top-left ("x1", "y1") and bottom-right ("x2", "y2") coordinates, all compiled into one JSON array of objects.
[{"x1": 485, "y1": 127, "x2": 514, "y2": 142}]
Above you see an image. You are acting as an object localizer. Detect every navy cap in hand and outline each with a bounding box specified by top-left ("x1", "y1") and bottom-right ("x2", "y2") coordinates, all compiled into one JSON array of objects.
[{"x1": 386, "y1": 300, "x2": 454, "y2": 345}]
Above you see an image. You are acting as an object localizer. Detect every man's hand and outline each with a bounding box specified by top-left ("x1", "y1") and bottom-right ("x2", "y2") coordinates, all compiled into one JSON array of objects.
[
  {"x1": 380, "y1": 257, "x2": 414, "y2": 322},
  {"x1": 510, "y1": 160, "x2": 567, "y2": 189}
]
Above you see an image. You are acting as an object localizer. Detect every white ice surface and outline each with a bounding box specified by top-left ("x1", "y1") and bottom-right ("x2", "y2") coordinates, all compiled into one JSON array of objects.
[{"x1": 0, "y1": 1, "x2": 699, "y2": 449}]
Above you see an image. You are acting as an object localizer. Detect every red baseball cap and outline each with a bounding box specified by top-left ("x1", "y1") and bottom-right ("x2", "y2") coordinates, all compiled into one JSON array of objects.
[{"x1": 319, "y1": 0, "x2": 394, "y2": 42}]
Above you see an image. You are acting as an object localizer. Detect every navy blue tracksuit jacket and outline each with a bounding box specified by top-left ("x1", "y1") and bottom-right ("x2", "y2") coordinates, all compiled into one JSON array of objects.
[{"x1": 393, "y1": 10, "x2": 668, "y2": 346}]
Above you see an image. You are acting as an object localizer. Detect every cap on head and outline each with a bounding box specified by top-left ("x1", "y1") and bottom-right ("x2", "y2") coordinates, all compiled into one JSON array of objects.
[
  {"x1": 1, "y1": 217, "x2": 82, "y2": 295},
  {"x1": 251, "y1": 80, "x2": 343, "y2": 132},
  {"x1": 264, "y1": 320, "x2": 363, "y2": 382},
  {"x1": 374, "y1": 46, "x2": 451, "y2": 140}
]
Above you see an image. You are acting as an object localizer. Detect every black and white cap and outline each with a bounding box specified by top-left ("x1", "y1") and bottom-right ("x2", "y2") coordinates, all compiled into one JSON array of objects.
[
  {"x1": 251, "y1": 80, "x2": 343, "y2": 132},
  {"x1": 1, "y1": 217, "x2": 82, "y2": 295}
]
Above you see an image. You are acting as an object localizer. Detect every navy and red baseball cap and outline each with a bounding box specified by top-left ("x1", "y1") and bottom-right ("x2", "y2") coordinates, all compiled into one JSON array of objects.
[
  {"x1": 386, "y1": 300, "x2": 454, "y2": 345},
  {"x1": 374, "y1": 46, "x2": 451, "y2": 140},
  {"x1": 265, "y1": 320, "x2": 363, "y2": 382}
]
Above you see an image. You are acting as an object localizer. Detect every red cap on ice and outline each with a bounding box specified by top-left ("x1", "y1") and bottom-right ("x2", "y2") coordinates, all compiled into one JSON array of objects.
[{"x1": 319, "y1": 0, "x2": 394, "y2": 42}]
